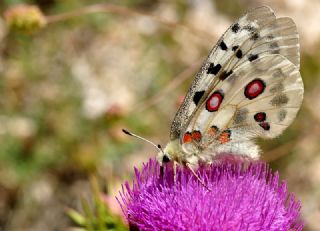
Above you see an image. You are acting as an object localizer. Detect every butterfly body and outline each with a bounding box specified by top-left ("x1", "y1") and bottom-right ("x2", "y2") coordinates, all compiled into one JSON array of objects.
[{"x1": 157, "y1": 6, "x2": 304, "y2": 169}]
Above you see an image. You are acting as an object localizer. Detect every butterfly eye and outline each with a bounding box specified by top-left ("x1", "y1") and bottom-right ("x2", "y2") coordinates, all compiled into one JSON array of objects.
[{"x1": 162, "y1": 155, "x2": 171, "y2": 163}]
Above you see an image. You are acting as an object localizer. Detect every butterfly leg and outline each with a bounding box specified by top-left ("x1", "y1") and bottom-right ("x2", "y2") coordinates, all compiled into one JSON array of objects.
[
  {"x1": 160, "y1": 165, "x2": 164, "y2": 179},
  {"x1": 173, "y1": 160, "x2": 177, "y2": 183},
  {"x1": 186, "y1": 163, "x2": 211, "y2": 192}
]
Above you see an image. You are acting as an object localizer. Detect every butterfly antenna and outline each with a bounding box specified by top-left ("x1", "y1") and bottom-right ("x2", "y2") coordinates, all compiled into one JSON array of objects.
[{"x1": 122, "y1": 129, "x2": 164, "y2": 154}]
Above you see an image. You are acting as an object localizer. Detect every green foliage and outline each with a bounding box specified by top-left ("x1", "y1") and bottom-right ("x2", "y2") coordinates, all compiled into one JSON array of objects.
[{"x1": 67, "y1": 177, "x2": 127, "y2": 231}]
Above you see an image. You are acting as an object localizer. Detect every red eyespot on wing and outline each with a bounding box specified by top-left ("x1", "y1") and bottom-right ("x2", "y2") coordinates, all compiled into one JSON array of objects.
[
  {"x1": 218, "y1": 130, "x2": 231, "y2": 144},
  {"x1": 254, "y1": 112, "x2": 266, "y2": 122},
  {"x1": 244, "y1": 79, "x2": 266, "y2": 100},
  {"x1": 209, "y1": 125, "x2": 219, "y2": 136},
  {"x1": 206, "y1": 90, "x2": 224, "y2": 112},
  {"x1": 191, "y1": 130, "x2": 202, "y2": 142},
  {"x1": 259, "y1": 122, "x2": 270, "y2": 131},
  {"x1": 183, "y1": 132, "x2": 192, "y2": 143}
]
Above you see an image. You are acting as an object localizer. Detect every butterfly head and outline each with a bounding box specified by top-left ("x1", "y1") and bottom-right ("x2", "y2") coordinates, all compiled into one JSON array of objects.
[{"x1": 157, "y1": 139, "x2": 182, "y2": 166}]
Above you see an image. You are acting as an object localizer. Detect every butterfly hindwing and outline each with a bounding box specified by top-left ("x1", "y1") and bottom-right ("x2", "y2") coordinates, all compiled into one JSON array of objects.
[
  {"x1": 216, "y1": 55, "x2": 302, "y2": 137},
  {"x1": 170, "y1": 6, "x2": 300, "y2": 146},
  {"x1": 181, "y1": 54, "x2": 303, "y2": 156}
]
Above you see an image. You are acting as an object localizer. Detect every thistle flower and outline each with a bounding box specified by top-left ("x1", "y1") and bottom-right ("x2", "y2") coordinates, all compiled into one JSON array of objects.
[{"x1": 118, "y1": 158, "x2": 303, "y2": 231}]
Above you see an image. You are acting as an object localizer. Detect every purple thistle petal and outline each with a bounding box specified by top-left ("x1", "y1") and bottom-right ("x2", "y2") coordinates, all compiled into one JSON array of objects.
[{"x1": 117, "y1": 159, "x2": 303, "y2": 231}]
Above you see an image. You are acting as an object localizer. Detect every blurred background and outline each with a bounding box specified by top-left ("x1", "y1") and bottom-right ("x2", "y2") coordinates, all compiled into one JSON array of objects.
[{"x1": 0, "y1": 0, "x2": 319, "y2": 230}]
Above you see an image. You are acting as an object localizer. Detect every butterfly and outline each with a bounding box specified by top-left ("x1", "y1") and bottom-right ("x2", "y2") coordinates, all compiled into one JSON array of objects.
[{"x1": 154, "y1": 6, "x2": 304, "y2": 173}]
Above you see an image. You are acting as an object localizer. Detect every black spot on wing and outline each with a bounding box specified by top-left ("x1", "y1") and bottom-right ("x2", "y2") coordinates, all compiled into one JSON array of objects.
[
  {"x1": 231, "y1": 45, "x2": 242, "y2": 58},
  {"x1": 248, "y1": 54, "x2": 259, "y2": 62},
  {"x1": 236, "y1": 50, "x2": 243, "y2": 58},
  {"x1": 269, "y1": 82, "x2": 284, "y2": 93},
  {"x1": 219, "y1": 40, "x2": 228, "y2": 50},
  {"x1": 234, "y1": 108, "x2": 248, "y2": 124},
  {"x1": 243, "y1": 25, "x2": 255, "y2": 32},
  {"x1": 193, "y1": 91, "x2": 205, "y2": 105},
  {"x1": 207, "y1": 63, "x2": 221, "y2": 75},
  {"x1": 231, "y1": 23, "x2": 240, "y2": 33},
  {"x1": 232, "y1": 46, "x2": 239, "y2": 51},
  {"x1": 270, "y1": 94, "x2": 289, "y2": 107},
  {"x1": 251, "y1": 33, "x2": 259, "y2": 41},
  {"x1": 266, "y1": 35, "x2": 274, "y2": 40},
  {"x1": 219, "y1": 70, "x2": 233, "y2": 81},
  {"x1": 278, "y1": 109, "x2": 287, "y2": 122}
]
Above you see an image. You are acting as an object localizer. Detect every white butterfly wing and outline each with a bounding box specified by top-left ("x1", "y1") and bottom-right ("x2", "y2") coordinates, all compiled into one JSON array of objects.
[
  {"x1": 181, "y1": 54, "x2": 303, "y2": 159},
  {"x1": 228, "y1": 56, "x2": 303, "y2": 139},
  {"x1": 187, "y1": 54, "x2": 302, "y2": 140},
  {"x1": 170, "y1": 6, "x2": 300, "y2": 144}
]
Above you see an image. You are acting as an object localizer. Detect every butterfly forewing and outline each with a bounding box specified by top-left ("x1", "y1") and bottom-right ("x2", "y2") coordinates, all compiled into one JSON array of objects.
[
  {"x1": 170, "y1": 6, "x2": 303, "y2": 157},
  {"x1": 249, "y1": 17, "x2": 299, "y2": 67},
  {"x1": 170, "y1": 6, "x2": 299, "y2": 141}
]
